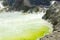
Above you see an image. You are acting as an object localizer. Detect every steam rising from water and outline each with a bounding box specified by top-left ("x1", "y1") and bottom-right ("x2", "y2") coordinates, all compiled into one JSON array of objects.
[{"x1": 0, "y1": 1, "x2": 53, "y2": 40}]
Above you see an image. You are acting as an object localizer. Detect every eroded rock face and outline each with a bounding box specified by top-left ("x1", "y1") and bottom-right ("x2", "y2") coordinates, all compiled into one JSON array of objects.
[
  {"x1": 43, "y1": 1, "x2": 60, "y2": 27},
  {"x1": 2, "y1": 0, "x2": 51, "y2": 12},
  {"x1": 2, "y1": 0, "x2": 24, "y2": 11},
  {"x1": 41, "y1": 1, "x2": 60, "y2": 40}
]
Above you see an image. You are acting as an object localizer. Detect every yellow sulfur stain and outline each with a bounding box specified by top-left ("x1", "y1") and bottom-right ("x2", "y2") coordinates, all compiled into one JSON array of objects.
[
  {"x1": 0, "y1": 13, "x2": 53, "y2": 40},
  {"x1": 1, "y1": 26, "x2": 51, "y2": 40}
]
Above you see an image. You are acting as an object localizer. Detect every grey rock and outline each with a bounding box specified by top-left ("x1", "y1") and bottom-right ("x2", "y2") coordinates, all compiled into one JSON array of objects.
[{"x1": 41, "y1": 1, "x2": 60, "y2": 40}]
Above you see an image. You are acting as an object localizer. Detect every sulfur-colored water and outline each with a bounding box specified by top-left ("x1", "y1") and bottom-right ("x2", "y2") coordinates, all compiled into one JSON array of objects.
[
  {"x1": 0, "y1": 1, "x2": 53, "y2": 40},
  {"x1": 0, "y1": 11, "x2": 53, "y2": 40}
]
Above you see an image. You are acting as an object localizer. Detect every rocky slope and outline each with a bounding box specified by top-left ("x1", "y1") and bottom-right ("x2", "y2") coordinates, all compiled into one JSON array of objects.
[{"x1": 42, "y1": 1, "x2": 60, "y2": 40}]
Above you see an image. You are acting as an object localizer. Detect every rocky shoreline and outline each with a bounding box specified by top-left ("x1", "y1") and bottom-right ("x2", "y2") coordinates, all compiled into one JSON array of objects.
[{"x1": 41, "y1": 1, "x2": 60, "y2": 40}]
